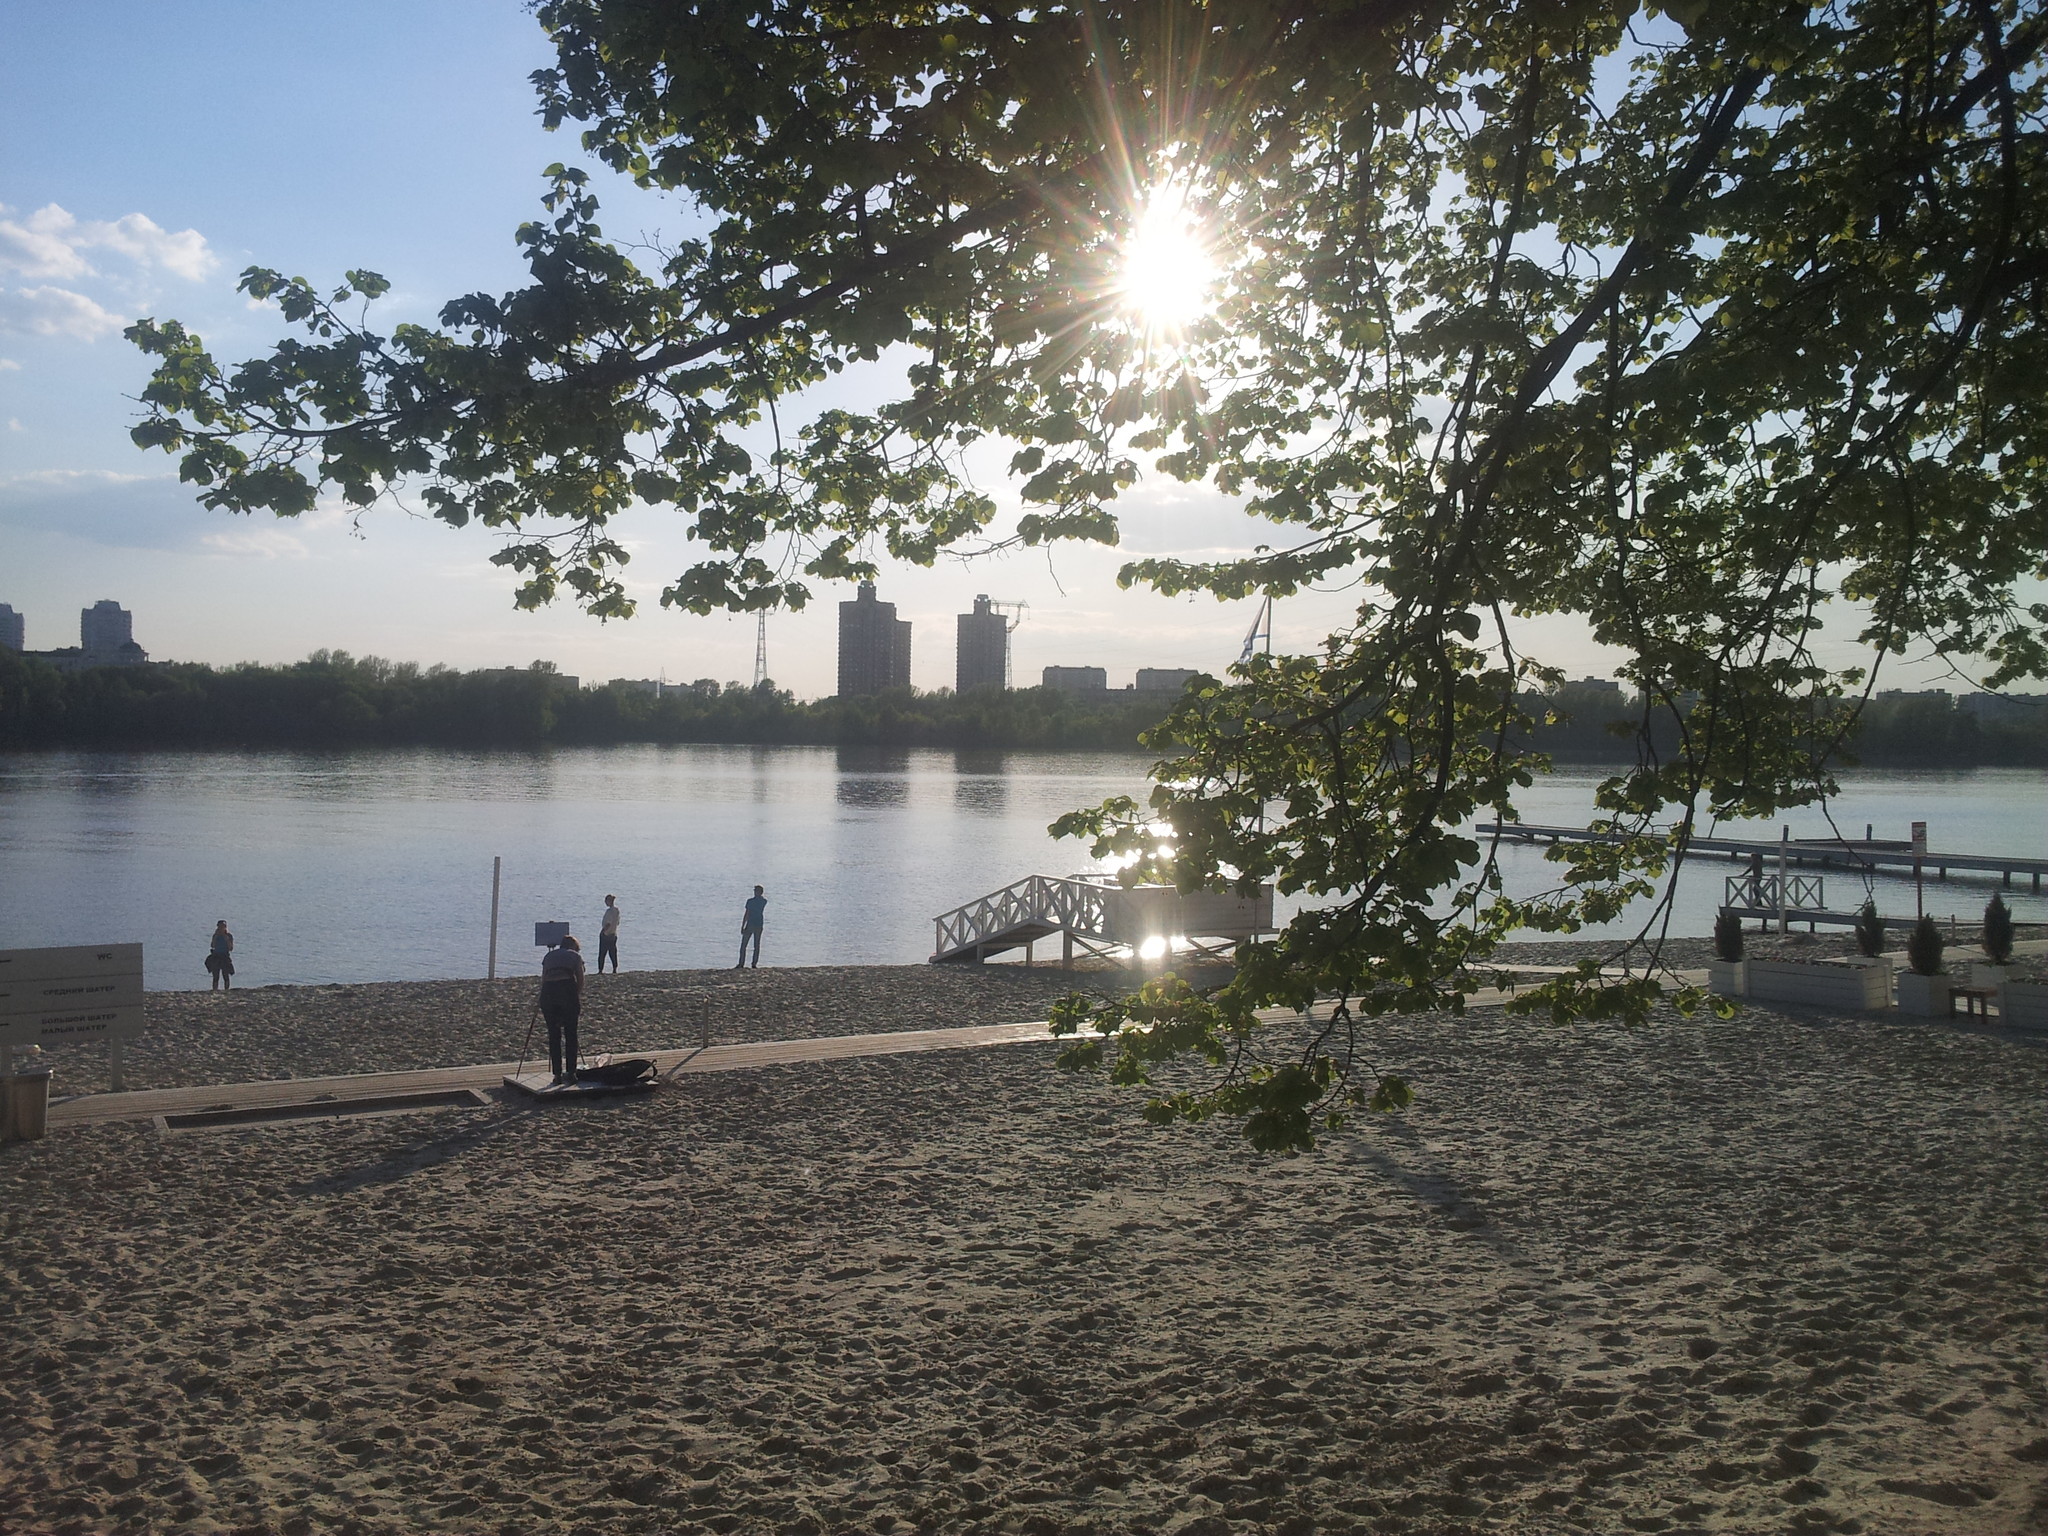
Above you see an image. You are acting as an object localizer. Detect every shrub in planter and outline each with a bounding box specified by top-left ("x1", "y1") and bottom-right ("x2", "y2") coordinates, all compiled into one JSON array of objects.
[
  {"x1": 1983, "y1": 893, "x2": 2014, "y2": 965},
  {"x1": 1713, "y1": 908, "x2": 1745, "y2": 963},
  {"x1": 1906, "y1": 915, "x2": 1946, "y2": 977},
  {"x1": 1853, "y1": 899, "x2": 1885, "y2": 958}
]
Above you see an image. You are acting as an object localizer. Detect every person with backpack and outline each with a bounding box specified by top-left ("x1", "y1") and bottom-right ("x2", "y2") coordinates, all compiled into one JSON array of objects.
[
  {"x1": 538, "y1": 935, "x2": 586, "y2": 1084},
  {"x1": 205, "y1": 920, "x2": 235, "y2": 991}
]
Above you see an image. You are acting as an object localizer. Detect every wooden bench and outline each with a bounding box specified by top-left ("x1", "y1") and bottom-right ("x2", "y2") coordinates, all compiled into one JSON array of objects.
[{"x1": 1950, "y1": 984, "x2": 1999, "y2": 1021}]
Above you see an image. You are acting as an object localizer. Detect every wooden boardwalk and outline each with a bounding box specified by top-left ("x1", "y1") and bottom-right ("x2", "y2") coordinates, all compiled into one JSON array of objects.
[
  {"x1": 45, "y1": 972, "x2": 1711, "y2": 1134},
  {"x1": 47, "y1": 1020, "x2": 1076, "y2": 1131}
]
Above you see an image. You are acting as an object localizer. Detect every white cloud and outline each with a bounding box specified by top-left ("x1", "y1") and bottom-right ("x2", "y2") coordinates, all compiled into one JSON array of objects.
[
  {"x1": 0, "y1": 203, "x2": 217, "y2": 283},
  {"x1": 203, "y1": 527, "x2": 310, "y2": 560},
  {"x1": 0, "y1": 357, "x2": 21, "y2": 372},
  {"x1": 4, "y1": 467, "x2": 153, "y2": 489},
  {"x1": 0, "y1": 285, "x2": 126, "y2": 340}
]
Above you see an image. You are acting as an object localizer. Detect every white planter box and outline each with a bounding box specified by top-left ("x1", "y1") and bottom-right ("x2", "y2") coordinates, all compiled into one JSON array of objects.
[
  {"x1": 1707, "y1": 959, "x2": 1746, "y2": 997},
  {"x1": 1895, "y1": 970, "x2": 1954, "y2": 1017},
  {"x1": 1745, "y1": 957, "x2": 1891, "y2": 1011},
  {"x1": 2001, "y1": 979, "x2": 2048, "y2": 1032},
  {"x1": 1970, "y1": 962, "x2": 2011, "y2": 990},
  {"x1": 1101, "y1": 884, "x2": 1274, "y2": 945}
]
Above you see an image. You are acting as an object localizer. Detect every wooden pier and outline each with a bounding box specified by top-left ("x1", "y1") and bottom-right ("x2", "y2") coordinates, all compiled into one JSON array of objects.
[
  {"x1": 1482, "y1": 822, "x2": 2047, "y2": 893},
  {"x1": 931, "y1": 874, "x2": 1274, "y2": 965}
]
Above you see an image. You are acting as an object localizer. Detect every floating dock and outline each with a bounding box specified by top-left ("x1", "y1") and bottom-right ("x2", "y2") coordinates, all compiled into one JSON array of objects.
[
  {"x1": 1483, "y1": 822, "x2": 2047, "y2": 892},
  {"x1": 930, "y1": 874, "x2": 1275, "y2": 965}
]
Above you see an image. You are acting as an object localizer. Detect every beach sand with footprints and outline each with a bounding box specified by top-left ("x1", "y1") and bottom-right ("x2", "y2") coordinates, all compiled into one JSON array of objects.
[{"x1": 2, "y1": 959, "x2": 2044, "y2": 1534}]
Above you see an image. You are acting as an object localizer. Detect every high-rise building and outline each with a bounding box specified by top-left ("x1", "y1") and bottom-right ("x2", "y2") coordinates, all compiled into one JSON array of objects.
[
  {"x1": 69, "y1": 600, "x2": 148, "y2": 666},
  {"x1": 0, "y1": 603, "x2": 22, "y2": 652},
  {"x1": 956, "y1": 595, "x2": 1009, "y2": 693},
  {"x1": 1042, "y1": 665, "x2": 1108, "y2": 693},
  {"x1": 1135, "y1": 668, "x2": 1199, "y2": 694},
  {"x1": 837, "y1": 582, "x2": 913, "y2": 696},
  {"x1": 80, "y1": 600, "x2": 133, "y2": 656}
]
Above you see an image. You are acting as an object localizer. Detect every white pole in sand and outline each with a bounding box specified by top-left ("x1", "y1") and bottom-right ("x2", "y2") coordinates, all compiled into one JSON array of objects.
[
  {"x1": 1777, "y1": 826, "x2": 1789, "y2": 934},
  {"x1": 487, "y1": 855, "x2": 502, "y2": 980}
]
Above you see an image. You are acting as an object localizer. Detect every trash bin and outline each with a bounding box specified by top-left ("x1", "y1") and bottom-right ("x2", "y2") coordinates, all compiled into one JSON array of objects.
[{"x1": 3, "y1": 1066, "x2": 53, "y2": 1142}]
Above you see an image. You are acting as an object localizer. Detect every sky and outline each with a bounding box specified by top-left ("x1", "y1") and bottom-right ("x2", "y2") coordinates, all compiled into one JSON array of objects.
[{"x1": 0, "y1": 3, "x2": 1998, "y2": 699}]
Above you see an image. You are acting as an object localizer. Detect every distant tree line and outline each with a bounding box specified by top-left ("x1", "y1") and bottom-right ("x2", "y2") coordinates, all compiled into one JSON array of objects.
[
  {"x1": 1517, "y1": 679, "x2": 2048, "y2": 768},
  {"x1": 1, "y1": 649, "x2": 2041, "y2": 764},
  {"x1": 0, "y1": 649, "x2": 1173, "y2": 750}
]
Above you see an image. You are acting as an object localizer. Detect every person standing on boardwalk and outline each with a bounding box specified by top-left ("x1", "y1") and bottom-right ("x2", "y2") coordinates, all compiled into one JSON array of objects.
[
  {"x1": 205, "y1": 919, "x2": 235, "y2": 991},
  {"x1": 538, "y1": 935, "x2": 586, "y2": 1084},
  {"x1": 736, "y1": 885, "x2": 767, "y2": 969},
  {"x1": 597, "y1": 895, "x2": 622, "y2": 973}
]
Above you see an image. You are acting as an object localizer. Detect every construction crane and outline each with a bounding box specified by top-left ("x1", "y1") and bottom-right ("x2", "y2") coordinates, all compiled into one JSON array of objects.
[
  {"x1": 1237, "y1": 594, "x2": 1273, "y2": 666},
  {"x1": 986, "y1": 599, "x2": 1029, "y2": 689}
]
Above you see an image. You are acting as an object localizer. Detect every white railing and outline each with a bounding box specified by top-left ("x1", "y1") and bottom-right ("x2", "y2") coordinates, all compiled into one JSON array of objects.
[
  {"x1": 1725, "y1": 872, "x2": 1825, "y2": 912},
  {"x1": 932, "y1": 875, "x2": 1111, "y2": 960}
]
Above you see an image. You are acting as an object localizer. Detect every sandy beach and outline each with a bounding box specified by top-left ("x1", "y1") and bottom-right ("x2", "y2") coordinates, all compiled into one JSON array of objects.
[{"x1": 3, "y1": 961, "x2": 2044, "y2": 1535}]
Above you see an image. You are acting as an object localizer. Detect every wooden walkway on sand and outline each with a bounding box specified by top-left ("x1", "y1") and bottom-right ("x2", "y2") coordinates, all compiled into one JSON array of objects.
[
  {"x1": 45, "y1": 972, "x2": 1711, "y2": 1134},
  {"x1": 48, "y1": 1020, "x2": 1076, "y2": 1132}
]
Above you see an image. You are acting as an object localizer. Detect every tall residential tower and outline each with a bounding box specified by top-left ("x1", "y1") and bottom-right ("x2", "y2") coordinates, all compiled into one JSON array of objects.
[
  {"x1": 955, "y1": 595, "x2": 1009, "y2": 693},
  {"x1": 837, "y1": 582, "x2": 912, "y2": 696}
]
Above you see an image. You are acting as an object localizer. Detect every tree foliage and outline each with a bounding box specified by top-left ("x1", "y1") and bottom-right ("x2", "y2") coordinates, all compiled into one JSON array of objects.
[{"x1": 129, "y1": 1, "x2": 2048, "y2": 1149}]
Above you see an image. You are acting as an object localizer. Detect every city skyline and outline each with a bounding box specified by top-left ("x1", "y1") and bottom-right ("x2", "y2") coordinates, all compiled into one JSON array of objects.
[{"x1": 1, "y1": 595, "x2": 149, "y2": 669}]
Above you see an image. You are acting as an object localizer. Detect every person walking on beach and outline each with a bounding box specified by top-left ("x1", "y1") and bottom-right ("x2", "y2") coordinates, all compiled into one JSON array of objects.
[
  {"x1": 538, "y1": 935, "x2": 586, "y2": 1084},
  {"x1": 736, "y1": 885, "x2": 767, "y2": 969},
  {"x1": 205, "y1": 919, "x2": 235, "y2": 991},
  {"x1": 597, "y1": 894, "x2": 622, "y2": 973}
]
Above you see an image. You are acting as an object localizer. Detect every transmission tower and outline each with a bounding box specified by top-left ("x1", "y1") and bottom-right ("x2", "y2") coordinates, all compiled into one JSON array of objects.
[{"x1": 752, "y1": 611, "x2": 768, "y2": 689}]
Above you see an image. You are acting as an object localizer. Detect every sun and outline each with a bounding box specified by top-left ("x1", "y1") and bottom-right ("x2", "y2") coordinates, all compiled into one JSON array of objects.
[{"x1": 1116, "y1": 183, "x2": 1218, "y2": 339}]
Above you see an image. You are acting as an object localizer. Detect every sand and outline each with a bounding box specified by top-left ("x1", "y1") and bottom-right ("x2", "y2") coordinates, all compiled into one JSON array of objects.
[{"x1": 2, "y1": 966, "x2": 2044, "y2": 1535}]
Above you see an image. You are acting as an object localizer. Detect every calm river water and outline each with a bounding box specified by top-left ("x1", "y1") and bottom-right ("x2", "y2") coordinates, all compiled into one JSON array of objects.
[{"x1": 1, "y1": 748, "x2": 2040, "y2": 988}]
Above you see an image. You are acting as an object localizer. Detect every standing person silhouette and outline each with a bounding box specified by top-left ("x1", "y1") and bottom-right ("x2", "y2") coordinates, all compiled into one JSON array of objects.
[
  {"x1": 736, "y1": 885, "x2": 767, "y2": 969},
  {"x1": 537, "y1": 935, "x2": 586, "y2": 1084},
  {"x1": 205, "y1": 920, "x2": 235, "y2": 991},
  {"x1": 597, "y1": 894, "x2": 622, "y2": 973}
]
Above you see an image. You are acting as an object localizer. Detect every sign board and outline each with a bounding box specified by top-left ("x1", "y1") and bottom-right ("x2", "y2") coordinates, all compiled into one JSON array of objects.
[
  {"x1": 534, "y1": 921, "x2": 571, "y2": 948},
  {"x1": 1911, "y1": 821, "x2": 1928, "y2": 854},
  {"x1": 0, "y1": 944, "x2": 145, "y2": 1049}
]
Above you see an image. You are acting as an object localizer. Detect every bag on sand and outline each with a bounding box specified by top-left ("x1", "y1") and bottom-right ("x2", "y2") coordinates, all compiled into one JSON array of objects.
[{"x1": 576, "y1": 1058, "x2": 656, "y2": 1087}]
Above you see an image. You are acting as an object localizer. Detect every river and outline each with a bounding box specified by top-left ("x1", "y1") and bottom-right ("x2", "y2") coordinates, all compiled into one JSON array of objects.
[{"x1": 1, "y1": 748, "x2": 2040, "y2": 988}]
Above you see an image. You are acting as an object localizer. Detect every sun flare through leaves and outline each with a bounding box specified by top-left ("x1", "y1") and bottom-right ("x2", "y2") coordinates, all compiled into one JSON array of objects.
[{"x1": 1115, "y1": 181, "x2": 1218, "y2": 343}]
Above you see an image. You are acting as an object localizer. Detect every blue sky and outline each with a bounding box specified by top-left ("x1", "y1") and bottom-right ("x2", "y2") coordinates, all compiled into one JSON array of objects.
[{"x1": 0, "y1": 3, "x2": 1983, "y2": 699}]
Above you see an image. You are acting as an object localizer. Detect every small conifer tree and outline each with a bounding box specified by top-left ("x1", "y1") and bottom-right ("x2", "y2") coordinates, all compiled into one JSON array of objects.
[
  {"x1": 1983, "y1": 893, "x2": 2015, "y2": 965},
  {"x1": 1853, "y1": 898, "x2": 1885, "y2": 957},
  {"x1": 1906, "y1": 915, "x2": 1946, "y2": 977},
  {"x1": 1713, "y1": 908, "x2": 1745, "y2": 963}
]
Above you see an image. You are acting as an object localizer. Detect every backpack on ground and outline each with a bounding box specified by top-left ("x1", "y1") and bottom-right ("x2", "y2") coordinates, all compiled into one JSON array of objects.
[{"x1": 576, "y1": 1057, "x2": 656, "y2": 1087}]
